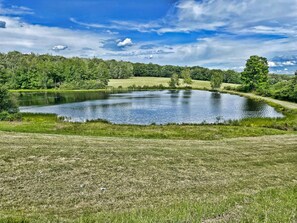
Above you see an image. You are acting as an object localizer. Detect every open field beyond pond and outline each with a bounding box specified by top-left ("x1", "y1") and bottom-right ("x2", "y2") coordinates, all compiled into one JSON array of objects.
[
  {"x1": 0, "y1": 131, "x2": 296, "y2": 222},
  {"x1": 108, "y1": 77, "x2": 238, "y2": 89}
]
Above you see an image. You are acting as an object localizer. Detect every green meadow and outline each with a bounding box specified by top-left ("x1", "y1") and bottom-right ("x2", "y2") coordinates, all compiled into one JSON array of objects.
[{"x1": 0, "y1": 77, "x2": 297, "y2": 222}]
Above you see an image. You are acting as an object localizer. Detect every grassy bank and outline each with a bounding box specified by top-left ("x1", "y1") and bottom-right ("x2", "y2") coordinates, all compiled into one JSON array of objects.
[
  {"x1": 222, "y1": 90, "x2": 297, "y2": 110},
  {"x1": 0, "y1": 113, "x2": 295, "y2": 140},
  {"x1": 0, "y1": 131, "x2": 296, "y2": 222}
]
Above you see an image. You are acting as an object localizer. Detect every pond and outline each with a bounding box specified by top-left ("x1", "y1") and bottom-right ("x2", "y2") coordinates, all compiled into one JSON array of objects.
[{"x1": 18, "y1": 90, "x2": 283, "y2": 125}]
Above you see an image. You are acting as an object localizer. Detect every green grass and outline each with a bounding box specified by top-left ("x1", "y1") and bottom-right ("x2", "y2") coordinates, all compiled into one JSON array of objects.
[
  {"x1": 0, "y1": 132, "x2": 296, "y2": 222},
  {"x1": 3, "y1": 79, "x2": 297, "y2": 140},
  {"x1": 223, "y1": 90, "x2": 297, "y2": 110},
  {"x1": 9, "y1": 77, "x2": 238, "y2": 93},
  {"x1": 0, "y1": 113, "x2": 295, "y2": 140},
  {"x1": 2, "y1": 77, "x2": 297, "y2": 222},
  {"x1": 109, "y1": 77, "x2": 238, "y2": 90}
]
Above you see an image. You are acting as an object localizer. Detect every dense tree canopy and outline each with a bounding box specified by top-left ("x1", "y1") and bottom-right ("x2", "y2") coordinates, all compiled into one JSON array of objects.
[
  {"x1": 241, "y1": 55, "x2": 269, "y2": 91},
  {"x1": 0, "y1": 52, "x2": 243, "y2": 90},
  {"x1": 238, "y1": 57, "x2": 297, "y2": 102}
]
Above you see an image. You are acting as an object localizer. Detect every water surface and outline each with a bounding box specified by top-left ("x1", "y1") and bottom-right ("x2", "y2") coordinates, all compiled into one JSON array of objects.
[{"x1": 18, "y1": 90, "x2": 283, "y2": 124}]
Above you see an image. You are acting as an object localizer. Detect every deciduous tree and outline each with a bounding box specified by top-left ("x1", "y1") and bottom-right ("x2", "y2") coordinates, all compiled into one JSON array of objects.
[
  {"x1": 181, "y1": 69, "x2": 192, "y2": 86},
  {"x1": 168, "y1": 73, "x2": 180, "y2": 88},
  {"x1": 210, "y1": 71, "x2": 224, "y2": 90},
  {"x1": 241, "y1": 55, "x2": 269, "y2": 91}
]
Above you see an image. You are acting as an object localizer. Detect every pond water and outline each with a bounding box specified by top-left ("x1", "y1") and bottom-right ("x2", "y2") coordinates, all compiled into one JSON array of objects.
[{"x1": 18, "y1": 90, "x2": 283, "y2": 125}]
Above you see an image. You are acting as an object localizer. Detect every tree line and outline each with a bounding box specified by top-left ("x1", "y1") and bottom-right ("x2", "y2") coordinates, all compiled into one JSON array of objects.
[
  {"x1": 133, "y1": 63, "x2": 241, "y2": 84},
  {"x1": 0, "y1": 51, "x2": 242, "y2": 90}
]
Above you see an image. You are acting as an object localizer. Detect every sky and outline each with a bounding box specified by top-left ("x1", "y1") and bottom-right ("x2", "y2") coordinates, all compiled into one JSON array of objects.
[{"x1": 0, "y1": 0, "x2": 297, "y2": 74}]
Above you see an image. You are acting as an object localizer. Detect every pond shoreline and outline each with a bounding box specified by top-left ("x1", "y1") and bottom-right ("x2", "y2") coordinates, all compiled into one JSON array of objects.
[{"x1": 17, "y1": 89, "x2": 284, "y2": 125}]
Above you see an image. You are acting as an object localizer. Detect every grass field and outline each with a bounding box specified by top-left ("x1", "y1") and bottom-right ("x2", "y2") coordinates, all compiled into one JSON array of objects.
[
  {"x1": 0, "y1": 131, "x2": 296, "y2": 222},
  {"x1": 108, "y1": 77, "x2": 238, "y2": 90},
  {"x1": 1, "y1": 77, "x2": 297, "y2": 222}
]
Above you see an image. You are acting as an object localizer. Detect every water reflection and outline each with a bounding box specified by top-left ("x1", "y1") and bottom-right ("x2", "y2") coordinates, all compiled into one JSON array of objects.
[
  {"x1": 243, "y1": 98, "x2": 266, "y2": 111},
  {"x1": 19, "y1": 90, "x2": 284, "y2": 125},
  {"x1": 17, "y1": 91, "x2": 110, "y2": 106}
]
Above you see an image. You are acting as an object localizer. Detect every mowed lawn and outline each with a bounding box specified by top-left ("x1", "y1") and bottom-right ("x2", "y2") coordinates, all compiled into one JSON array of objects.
[
  {"x1": 0, "y1": 131, "x2": 296, "y2": 222},
  {"x1": 109, "y1": 77, "x2": 238, "y2": 89}
]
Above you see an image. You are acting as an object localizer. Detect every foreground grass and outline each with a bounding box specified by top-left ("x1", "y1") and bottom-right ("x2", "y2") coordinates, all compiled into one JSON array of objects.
[{"x1": 0, "y1": 132, "x2": 296, "y2": 222}]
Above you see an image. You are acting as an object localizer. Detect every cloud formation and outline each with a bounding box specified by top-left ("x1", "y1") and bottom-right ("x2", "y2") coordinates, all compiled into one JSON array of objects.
[
  {"x1": 52, "y1": 45, "x2": 68, "y2": 52},
  {"x1": 0, "y1": 0, "x2": 297, "y2": 73},
  {"x1": 0, "y1": 1, "x2": 33, "y2": 15},
  {"x1": 0, "y1": 16, "x2": 112, "y2": 57},
  {"x1": 117, "y1": 38, "x2": 133, "y2": 47}
]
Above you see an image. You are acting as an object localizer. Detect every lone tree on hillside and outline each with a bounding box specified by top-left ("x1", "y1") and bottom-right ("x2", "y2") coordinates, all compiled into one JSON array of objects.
[
  {"x1": 210, "y1": 71, "x2": 224, "y2": 90},
  {"x1": 181, "y1": 69, "x2": 192, "y2": 86},
  {"x1": 241, "y1": 55, "x2": 269, "y2": 91},
  {"x1": 168, "y1": 73, "x2": 180, "y2": 88}
]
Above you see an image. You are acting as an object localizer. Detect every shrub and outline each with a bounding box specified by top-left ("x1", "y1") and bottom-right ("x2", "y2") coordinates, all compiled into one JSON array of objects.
[
  {"x1": 0, "y1": 86, "x2": 19, "y2": 113},
  {"x1": 0, "y1": 111, "x2": 22, "y2": 121}
]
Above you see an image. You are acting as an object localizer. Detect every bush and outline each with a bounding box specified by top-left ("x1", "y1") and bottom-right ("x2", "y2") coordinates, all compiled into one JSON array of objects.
[
  {"x1": 0, "y1": 111, "x2": 22, "y2": 121},
  {"x1": 256, "y1": 82, "x2": 272, "y2": 97},
  {"x1": 236, "y1": 85, "x2": 252, "y2": 92},
  {"x1": 0, "y1": 86, "x2": 19, "y2": 113}
]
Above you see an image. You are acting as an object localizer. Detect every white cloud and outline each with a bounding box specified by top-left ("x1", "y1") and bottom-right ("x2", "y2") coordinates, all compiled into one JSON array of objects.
[
  {"x1": 282, "y1": 61, "x2": 295, "y2": 66},
  {"x1": 1, "y1": 0, "x2": 297, "y2": 74},
  {"x1": 0, "y1": 1, "x2": 33, "y2": 15},
  {"x1": 117, "y1": 38, "x2": 133, "y2": 47},
  {"x1": 52, "y1": 45, "x2": 68, "y2": 52},
  {"x1": 70, "y1": 17, "x2": 160, "y2": 33},
  {"x1": 268, "y1": 61, "x2": 277, "y2": 67},
  {"x1": 0, "y1": 16, "x2": 113, "y2": 57},
  {"x1": 70, "y1": 0, "x2": 297, "y2": 36}
]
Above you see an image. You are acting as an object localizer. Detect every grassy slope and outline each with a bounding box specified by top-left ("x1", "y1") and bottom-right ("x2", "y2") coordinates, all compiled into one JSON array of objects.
[
  {"x1": 0, "y1": 131, "x2": 296, "y2": 222},
  {"x1": 2, "y1": 77, "x2": 297, "y2": 222}
]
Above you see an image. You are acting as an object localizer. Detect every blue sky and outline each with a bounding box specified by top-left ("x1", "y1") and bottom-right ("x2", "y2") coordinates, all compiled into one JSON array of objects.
[{"x1": 0, "y1": 0, "x2": 297, "y2": 73}]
